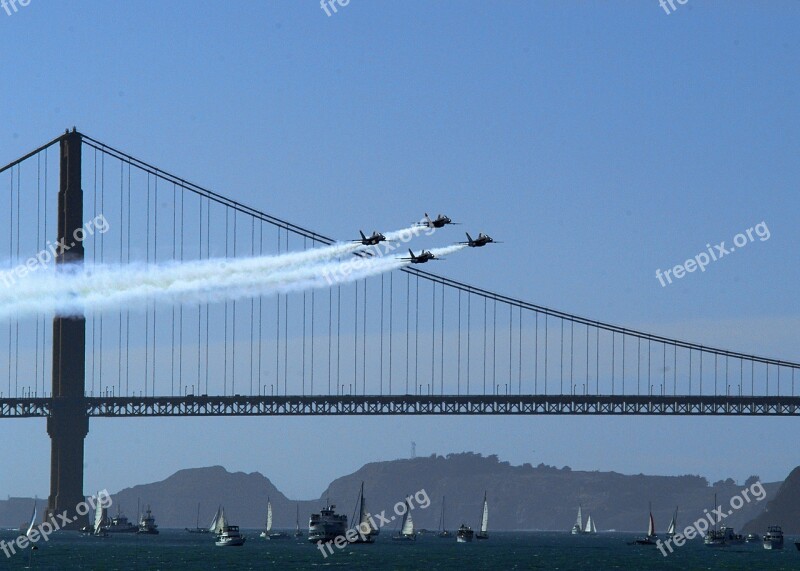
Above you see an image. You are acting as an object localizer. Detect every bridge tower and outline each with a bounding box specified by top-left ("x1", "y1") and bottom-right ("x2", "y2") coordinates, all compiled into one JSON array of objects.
[{"x1": 46, "y1": 129, "x2": 88, "y2": 527}]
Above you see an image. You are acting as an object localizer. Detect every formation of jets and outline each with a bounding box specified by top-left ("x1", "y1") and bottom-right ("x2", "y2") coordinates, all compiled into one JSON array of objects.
[{"x1": 353, "y1": 213, "x2": 497, "y2": 264}]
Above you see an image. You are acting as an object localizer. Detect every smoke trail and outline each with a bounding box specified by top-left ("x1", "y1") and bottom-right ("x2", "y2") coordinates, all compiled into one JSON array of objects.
[{"x1": 0, "y1": 243, "x2": 466, "y2": 320}]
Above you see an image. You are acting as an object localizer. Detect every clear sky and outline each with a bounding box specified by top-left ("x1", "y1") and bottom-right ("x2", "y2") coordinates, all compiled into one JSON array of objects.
[{"x1": 1, "y1": 1, "x2": 799, "y2": 500}]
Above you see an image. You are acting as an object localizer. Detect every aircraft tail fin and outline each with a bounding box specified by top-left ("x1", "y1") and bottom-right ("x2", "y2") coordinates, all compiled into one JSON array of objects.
[
  {"x1": 360, "y1": 230, "x2": 366, "y2": 240},
  {"x1": 409, "y1": 249, "x2": 415, "y2": 258},
  {"x1": 466, "y1": 232, "x2": 473, "y2": 243}
]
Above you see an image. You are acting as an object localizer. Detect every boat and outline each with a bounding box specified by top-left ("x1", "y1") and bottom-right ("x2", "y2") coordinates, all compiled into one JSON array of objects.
[
  {"x1": 708, "y1": 526, "x2": 744, "y2": 545},
  {"x1": 456, "y1": 523, "x2": 474, "y2": 543},
  {"x1": 137, "y1": 505, "x2": 159, "y2": 535},
  {"x1": 260, "y1": 498, "x2": 288, "y2": 539},
  {"x1": 21, "y1": 502, "x2": 36, "y2": 538},
  {"x1": 436, "y1": 496, "x2": 452, "y2": 538},
  {"x1": 666, "y1": 506, "x2": 677, "y2": 538},
  {"x1": 350, "y1": 482, "x2": 377, "y2": 544},
  {"x1": 762, "y1": 525, "x2": 784, "y2": 550},
  {"x1": 571, "y1": 505, "x2": 584, "y2": 535},
  {"x1": 476, "y1": 491, "x2": 489, "y2": 540},
  {"x1": 631, "y1": 504, "x2": 657, "y2": 545},
  {"x1": 391, "y1": 498, "x2": 416, "y2": 541},
  {"x1": 104, "y1": 506, "x2": 138, "y2": 533},
  {"x1": 185, "y1": 503, "x2": 211, "y2": 534},
  {"x1": 308, "y1": 502, "x2": 348, "y2": 543},
  {"x1": 583, "y1": 514, "x2": 597, "y2": 535},
  {"x1": 93, "y1": 493, "x2": 108, "y2": 537},
  {"x1": 213, "y1": 507, "x2": 246, "y2": 547},
  {"x1": 294, "y1": 504, "x2": 304, "y2": 538},
  {"x1": 746, "y1": 533, "x2": 761, "y2": 543}
]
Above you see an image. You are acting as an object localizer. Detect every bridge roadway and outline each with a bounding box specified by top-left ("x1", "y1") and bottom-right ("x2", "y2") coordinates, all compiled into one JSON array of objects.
[{"x1": 2, "y1": 394, "x2": 800, "y2": 418}]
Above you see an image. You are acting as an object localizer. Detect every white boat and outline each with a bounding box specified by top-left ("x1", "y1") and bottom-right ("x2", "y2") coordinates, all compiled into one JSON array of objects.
[
  {"x1": 763, "y1": 525, "x2": 784, "y2": 550},
  {"x1": 214, "y1": 507, "x2": 246, "y2": 547},
  {"x1": 392, "y1": 498, "x2": 416, "y2": 541},
  {"x1": 666, "y1": 507, "x2": 677, "y2": 537},
  {"x1": 476, "y1": 492, "x2": 489, "y2": 540},
  {"x1": 24, "y1": 503, "x2": 36, "y2": 538},
  {"x1": 308, "y1": 502, "x2": 348, "y2": 543},
  {"x1": 584, "y1": 514, "x2": 597, "y2": 535},
  {"x1": 261, "y1": 498, "x2": 288, "y2": 539},
  {"x1": 456, "y1": 523, "x2": 474, "y2": 543},
  {"x1": 631, "y1": 504, "x2": 657, "y2": 545},
  {"x1": 571, "y1": 505, "x2": 584, "y2": 535},
  {"x1": 350, "y1": 482, "x2": 377, "y2": 544},
  {"x1": 93, "y1": 493, "x2": 108, "y2": 537},
  {"x1": 137, "y1": 505, "x2": 159, "y2": 535}
]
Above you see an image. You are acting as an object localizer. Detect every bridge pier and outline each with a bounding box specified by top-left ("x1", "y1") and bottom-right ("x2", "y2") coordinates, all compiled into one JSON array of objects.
[{"x1": 46, "y1": 129, "x2": 88, "y2": 529}]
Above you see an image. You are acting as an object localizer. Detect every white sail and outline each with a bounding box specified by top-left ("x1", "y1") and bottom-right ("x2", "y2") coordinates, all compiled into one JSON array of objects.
[
  {"x1": 267, "y1": 501, "x2": 273, "y2": 532},
  {"x1": 591, "y1": 517, "x2": 597, "y2": 533},
  {"x1": 480, "y1": 497, "x2": 489, "y2": 534},
  {"x1": 584, "y1": 515, "x2": 592, "y2": 534},
  {"x1": 215, "y1": 507, "x2": 227, "y2": 535},
  {"x1": 25, "y1": 505, "x2": 37, "y2": 538},
  {"x1": 575, "y1": 506, "x2": 583, "y2": 529},
  {"x1": 93, "y1": 495, "x2": 105, "y2": 535},
  {"x1": 401, "y1": 503, "x2": 414, "y2": 536},
  {"x1": 647, "y1": 512, "x2": 655, "y2": 537},
  {"x1": 209, "y1": 506, "x2": 220, "y2": 533},
  {"x1": 667, "y1": 507, "x2": 677, "y2": 535}
]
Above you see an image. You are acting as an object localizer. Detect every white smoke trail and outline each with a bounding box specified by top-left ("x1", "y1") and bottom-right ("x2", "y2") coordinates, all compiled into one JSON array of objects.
[{"x1": 0, "y1": 242, "x2": 466, "y2": 320}]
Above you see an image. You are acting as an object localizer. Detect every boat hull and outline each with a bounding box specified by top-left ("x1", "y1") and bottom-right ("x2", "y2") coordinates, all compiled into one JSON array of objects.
[{"x1": 215, "y1": 537, "x2": 246, "y2": 547}]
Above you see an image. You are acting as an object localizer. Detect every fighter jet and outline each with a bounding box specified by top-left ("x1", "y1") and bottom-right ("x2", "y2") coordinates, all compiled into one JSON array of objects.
[
  {"x1": 460, "y1": 232, "x2": 499, "y2": 247},
  {"x1": 418, "y1": 213, "x2": 459, "y2": 229},
  {"x1": 353, "y1": 230, "x2": 388, "y2": 246},
  {"x1": 401, "y1": 249, "x2": 439, "y2": 264}
]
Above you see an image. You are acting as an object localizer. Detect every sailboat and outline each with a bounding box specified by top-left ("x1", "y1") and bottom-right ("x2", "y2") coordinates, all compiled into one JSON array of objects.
[
  {"x1": 391, "y1": 498, "x2": 416, "y2": 541},
  {"x1": 584, "y1": 514, "x2": 597, "y2": 535},
  {"x1": 350, "y1": 482, "x2": 376, "y2": 544},
  {"x1": 209, "y1": 506, "x2": 221, "y2": 535},
  {"x1": 437, "y1": 496, "x2": 452, "y2": 538},
  {"x1": 24, "y1": 503, "x2": 37, "y2": 538},
  {"x1": 93, "y1": 493, "x2": 108, "y2": 537},
  {"x1": 632, "y1": 503, "x2": 657, "y2": 545},
  {"x1": 476, "y1": 491, "x2": 489, "y2": 540},
  {"x1": 571, "y1": 505, "x2": 584, "y2": 534},
  {"x1": 261, "y1": 497, "x2": 288, "y2": 539},
  {"x1": 214, "y1": 507, "x2": 246, "y2": 547},
  {"x1": 294, "y1": 504, "x2": 304, "y2": 538},
  {"x1": 186, "y1": 503, "x2": 211, "y2": 534},
  {"x1": 666, "y1": 506, "x2": 677, "y2": 538}
]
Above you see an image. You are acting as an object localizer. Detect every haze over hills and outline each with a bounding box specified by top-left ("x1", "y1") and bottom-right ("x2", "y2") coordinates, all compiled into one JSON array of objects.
[
  {"x1": 0, "y1": 454, "x2": 781, "y2": 533},
  {"x1": 743, "y1": 466, "x2": 800, "y2": 535}
]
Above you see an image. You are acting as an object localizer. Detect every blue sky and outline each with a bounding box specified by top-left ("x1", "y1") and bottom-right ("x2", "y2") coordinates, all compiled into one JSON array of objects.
[{"x1": 1, "y1": 1, "x2": 799, "y2": 500}]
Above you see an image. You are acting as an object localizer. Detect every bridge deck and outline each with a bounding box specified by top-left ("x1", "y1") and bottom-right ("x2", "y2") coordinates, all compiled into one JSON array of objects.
[{"x1": 2, "y1": 395, "x2": 800, "y2": 417}]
